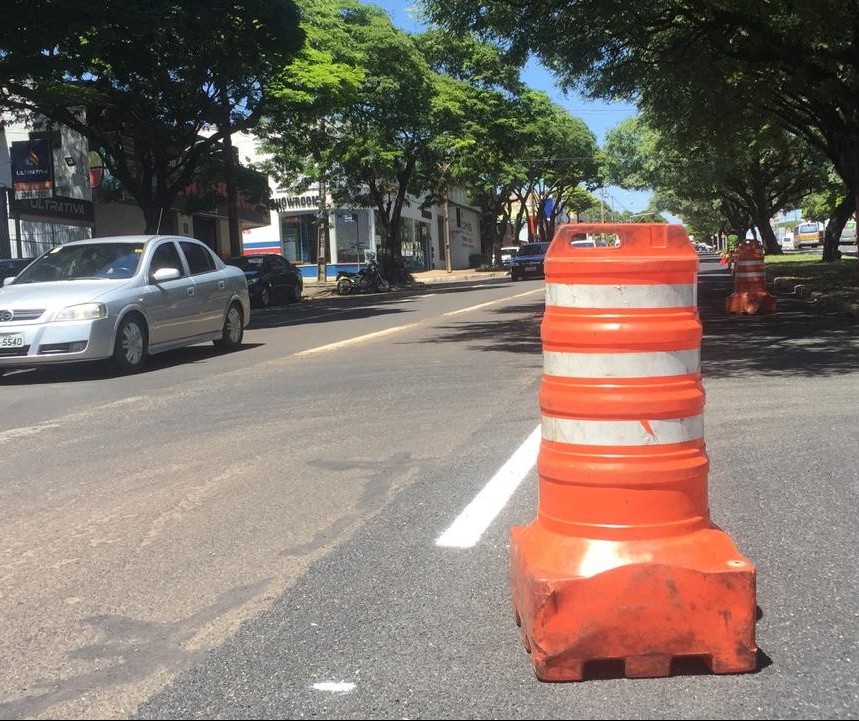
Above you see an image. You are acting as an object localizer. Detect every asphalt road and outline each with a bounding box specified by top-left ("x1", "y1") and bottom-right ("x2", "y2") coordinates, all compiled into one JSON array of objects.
[{"x1": 1, "y1": 255, "x2": 857, "y2": 720}]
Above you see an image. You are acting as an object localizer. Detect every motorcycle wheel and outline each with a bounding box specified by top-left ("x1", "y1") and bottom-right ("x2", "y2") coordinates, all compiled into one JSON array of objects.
[
  {"x1": 336, "y1": 277, "x2": 353, "y2": 295},
  {"x1": 376, "y1": 278, "x2": 391, "y2": 292}
]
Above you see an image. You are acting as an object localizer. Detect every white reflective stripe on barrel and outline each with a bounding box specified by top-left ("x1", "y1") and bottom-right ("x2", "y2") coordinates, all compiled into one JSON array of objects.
[
  {"x1": 543, "y1": 349, "x2": 700, "y2": 378},
  {"x1": 735, "y1": 272, "x2": 765, "y2": 279},
  {"x1": 546, "y1": 283, "x2": 696, "y2": 309},
  {"x1": 542, "y1": 415, "x2": 704, "y2": 446}
]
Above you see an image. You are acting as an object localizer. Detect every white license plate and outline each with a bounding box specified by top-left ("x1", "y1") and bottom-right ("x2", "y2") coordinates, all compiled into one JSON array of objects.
[
  {"x1": 0, "y1": 333, "x2": 24, "y2": 348},
  {"x1": 525, "y1": 264, "x2": 538, "y2": 270}
]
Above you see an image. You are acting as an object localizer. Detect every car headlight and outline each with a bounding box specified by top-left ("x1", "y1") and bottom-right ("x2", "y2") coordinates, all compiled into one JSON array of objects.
[
  {"x1": 247, "y1": 277, "x2": 259, "y2": 286},
  {"x1": 52, "y1": 302, "x2": 108, "y2": 322}
]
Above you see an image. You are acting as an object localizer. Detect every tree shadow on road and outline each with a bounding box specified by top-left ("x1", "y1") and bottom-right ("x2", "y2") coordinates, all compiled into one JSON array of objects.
[{"x1": 698, "y1": 274, "x2": 858, "y2": 379}]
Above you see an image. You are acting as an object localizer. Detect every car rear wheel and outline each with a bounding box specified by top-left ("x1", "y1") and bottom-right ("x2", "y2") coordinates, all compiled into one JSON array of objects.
[
  {"x1": 112, "y1": 313, "x2": 147, "y2": 374},
  {"x1": 214, "y1": 302, "x2": 244, "y2": 352},
  {"x1": 287, "y1": 282, "x2": 302, "y2": 303}
]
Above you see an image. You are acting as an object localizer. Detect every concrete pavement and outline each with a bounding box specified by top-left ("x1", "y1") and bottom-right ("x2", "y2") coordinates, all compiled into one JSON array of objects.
[{"x1": 302, "y1": 267, "x2": 511, "y2": 298}]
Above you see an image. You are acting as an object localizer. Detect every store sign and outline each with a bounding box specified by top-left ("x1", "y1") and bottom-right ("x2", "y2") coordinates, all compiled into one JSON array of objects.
[
  {"x1": 10, "y1": 139, "x2": 55, "y2": 200},
  {"x1": 271, "y1": 195, "x2": 321, "y2": 211},
  {"x1": 12, "y1": 195, "x2": 95, "y2": 227}
]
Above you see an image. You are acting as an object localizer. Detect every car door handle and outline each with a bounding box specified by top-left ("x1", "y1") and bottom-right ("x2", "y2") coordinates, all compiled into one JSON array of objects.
[
  {"x1": 186, "y1": 287, "x2": 195, "y2": 297},
  {"x1": 218, "y1": 280, "x2": 225, "y2": 289}
]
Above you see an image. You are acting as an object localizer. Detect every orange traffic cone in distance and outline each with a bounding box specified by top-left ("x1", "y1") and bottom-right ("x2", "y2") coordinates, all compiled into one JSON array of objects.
[
  {"x1": 726, "y1": 239, "x2": 776, "y2": 314},
  {"x1": 510, "y1": 223, "x2": 757, "y2": 682}
]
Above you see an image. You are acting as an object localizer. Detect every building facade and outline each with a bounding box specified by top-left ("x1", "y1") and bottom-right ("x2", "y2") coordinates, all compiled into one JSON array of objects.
[
  {"x1": 234, "y1": 134, "x2": 482, "y2": 279},
  {"x1": 2, "y1": 117, "x2": 482, "y2": 275}
]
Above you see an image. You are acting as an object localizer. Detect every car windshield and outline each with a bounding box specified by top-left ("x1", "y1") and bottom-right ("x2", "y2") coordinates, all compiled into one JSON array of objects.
[
  {"x1": 226, "y1": 256, "x2": 263, "y2": 271},
  {"x1": 13, "y1": 242, "x2": 144, "y2": 283},
  {"x1": 517, "y1": 243, "x2": 549, "y2": 256}
]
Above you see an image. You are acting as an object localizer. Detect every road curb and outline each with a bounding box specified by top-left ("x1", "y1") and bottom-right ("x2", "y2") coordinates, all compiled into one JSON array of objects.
[{"x1": 772, "y1": 275, "x2": 857, "y2": 317}]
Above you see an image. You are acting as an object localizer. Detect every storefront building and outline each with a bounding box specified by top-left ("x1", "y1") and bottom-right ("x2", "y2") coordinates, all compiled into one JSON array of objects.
[
  {"x1": 2, "y1": 118, "x2": 482, "y2": 274},
  {"x1": 234, "y1": 135, "x2": 482, "y2": 279}
]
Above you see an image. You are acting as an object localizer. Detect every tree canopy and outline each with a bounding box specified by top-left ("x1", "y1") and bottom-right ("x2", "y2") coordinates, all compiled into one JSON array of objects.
[
  {"x1": 0, "y1": 0, "x2": 304, "y2": 234},
  {"x1": 420, "y1": 0, "x2": 859, "y2": 260}
]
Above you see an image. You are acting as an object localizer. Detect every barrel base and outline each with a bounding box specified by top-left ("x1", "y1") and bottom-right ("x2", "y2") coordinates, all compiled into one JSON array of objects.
[
  {"x1": 726, "y1": 290, "x2": 777, "y2": 315},
  {"x1": 509, "y1": 523, "x2": 757, "y2": 682}
]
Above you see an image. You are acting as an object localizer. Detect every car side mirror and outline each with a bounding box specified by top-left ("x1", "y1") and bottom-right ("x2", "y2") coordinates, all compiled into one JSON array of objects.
[
  {"x1": 151, "y1": 267, "x2": 181, "y2": 283},
  {"x1": 3, "y1": 277, "x2": 15, "y2": 286}
]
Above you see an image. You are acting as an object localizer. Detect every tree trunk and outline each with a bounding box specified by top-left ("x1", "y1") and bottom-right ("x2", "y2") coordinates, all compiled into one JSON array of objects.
[
  {"x1": 822, "y1": 194, "x2": 854, "y2": 262},
  {"x1": 755, "y1": 215, "x2": 783, "y2": 254},
  {"x1": 222, "y1": 126, "x2": 242, "y2": 258}
]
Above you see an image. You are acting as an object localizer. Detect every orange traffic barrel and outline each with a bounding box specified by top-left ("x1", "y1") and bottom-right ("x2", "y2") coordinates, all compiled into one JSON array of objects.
[
  {"x1": 510, "y1": 223, "x2": 757, "y2": 682},
  {"x1": 726, "y1": 239, "x2": 776, "y2": 314}
]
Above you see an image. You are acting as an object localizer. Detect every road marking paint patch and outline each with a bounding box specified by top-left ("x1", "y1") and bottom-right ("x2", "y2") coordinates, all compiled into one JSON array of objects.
[{"x1": 312, "y1": 681, "x2": 356, "y2": 694}]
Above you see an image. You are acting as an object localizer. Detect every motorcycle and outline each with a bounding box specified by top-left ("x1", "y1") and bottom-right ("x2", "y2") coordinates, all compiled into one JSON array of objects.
[{"x1": 335, "y1": 260, "x2": 391, "y2": 295}]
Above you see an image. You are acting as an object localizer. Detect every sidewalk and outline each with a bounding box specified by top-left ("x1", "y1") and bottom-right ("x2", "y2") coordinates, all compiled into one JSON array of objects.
[{"x1": 303, "y1": 267, "x2": 511, "y2": 298}]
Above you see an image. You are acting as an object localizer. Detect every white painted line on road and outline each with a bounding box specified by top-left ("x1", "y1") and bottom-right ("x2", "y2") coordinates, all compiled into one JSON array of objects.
[
  {"x1": 442, "y1": 288, "x2": 542, "y2": 317},
  {"x1": 436, "y1": 424, "x2": 541, "y2": 549},
  {"x1": 294, "y1": 288, "x2": 541, "y2": 356},
  {"x1": 312, "y1": 681, "x2": 356, "y2": 694},
  {"x1": 294, "y1": 323, "x2": 422, "y2": 356}
]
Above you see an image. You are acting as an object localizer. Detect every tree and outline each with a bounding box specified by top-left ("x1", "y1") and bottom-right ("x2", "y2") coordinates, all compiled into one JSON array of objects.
[
  {"x1": 257, "y1": 0, "x2": 438, "y2": 270},
  {"x1": 420, "y1": 0, "x2": 859, "y2": 262},
  {"x1": 603, "y1": 110, "x2": 829, "y2": 254},
  {"x1": 0, "y1": 0, "x2": 304, "y2": 242}
]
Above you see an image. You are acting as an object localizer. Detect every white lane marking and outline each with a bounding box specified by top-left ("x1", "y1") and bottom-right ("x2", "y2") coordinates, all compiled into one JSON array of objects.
[
  {"x1": 294, "y1": 323, "x2": 421, "y2": 356},
  {"x1": 312, "y1": 682, "x2": 356, "y2": 694},
  {"x1": 436, "y1": 424, "x2": 541, "y2": 549},
  {"x1": 295, "y1": 288, "x2": 540, "y2": 355},
  {"x1": 442, "y1": 288, "x2": 542, "y2": 317}
]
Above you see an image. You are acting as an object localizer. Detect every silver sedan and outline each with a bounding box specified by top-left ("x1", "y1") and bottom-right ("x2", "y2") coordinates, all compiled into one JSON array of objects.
[{"x1": 0, "y1": 234, "x2": 250, "y2": 374}]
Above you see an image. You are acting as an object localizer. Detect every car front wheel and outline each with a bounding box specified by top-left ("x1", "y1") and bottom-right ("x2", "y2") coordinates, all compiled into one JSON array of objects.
[
  {"x1": 112, "y1": 313, "x2": 147, "y2": 374},
  {"x1": 214, "y1": 302, "x2": 244, "y2": 352}
]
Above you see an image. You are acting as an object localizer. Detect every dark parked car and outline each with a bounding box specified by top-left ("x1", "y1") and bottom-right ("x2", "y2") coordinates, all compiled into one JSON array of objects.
[
  {"x1": 0, "y1": 258, "x2": 35, "y2": 283},
  {"x1": 510, "y1": 241, "x2": 550, "y2": 281},
  {"x1": 225, "y1": 253, "x2": 303, "y2": 308}
]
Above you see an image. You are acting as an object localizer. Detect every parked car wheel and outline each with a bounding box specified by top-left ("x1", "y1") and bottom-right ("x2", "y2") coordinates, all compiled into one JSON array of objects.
[
  {"x1": 112, "y1": 313, "x2": 148, "y2": 374},
  {"x1": 287, "y1": 282, "x2": 302, "y2": 303},
  {"x1": 214, "y1": 303, "x2": 244, "y2": 352}
]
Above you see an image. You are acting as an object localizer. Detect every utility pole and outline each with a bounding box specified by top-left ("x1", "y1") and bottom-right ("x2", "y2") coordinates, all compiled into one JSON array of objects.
[
  {"x1": 0, "y1": 186, "x2": 11, "y2": 258},
  {"x1": 317, "y1": 174, "x2": 328, "y2": 282},
  {"x1": 444, "y1": 194, "x2": 452, "y2": 273},
  {"x1": 438, "y1": 159, "x2": 453, "y2": 273}
]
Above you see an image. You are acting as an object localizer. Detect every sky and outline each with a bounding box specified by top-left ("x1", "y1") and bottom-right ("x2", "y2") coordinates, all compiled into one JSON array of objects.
[{"x1": 368, "y1": 0, "x2": 658, "y2": 217}]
